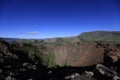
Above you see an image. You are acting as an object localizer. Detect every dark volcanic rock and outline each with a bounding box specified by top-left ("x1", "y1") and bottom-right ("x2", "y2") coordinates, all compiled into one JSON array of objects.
[
  {"x1": 0, "y1": 38, "x2": 120, "y2": 80},
  {"x1": 0, "y1": 38, "x2": 48, "y2": 80}
]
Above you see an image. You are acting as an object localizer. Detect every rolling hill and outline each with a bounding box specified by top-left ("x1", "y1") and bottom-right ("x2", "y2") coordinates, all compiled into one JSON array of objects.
[
  {"x1": 1, "y1": 31, "x2": 120, "y2": 44},
  {"x1": 79, "y1": 31, "x2": 120, "y2": 42}
]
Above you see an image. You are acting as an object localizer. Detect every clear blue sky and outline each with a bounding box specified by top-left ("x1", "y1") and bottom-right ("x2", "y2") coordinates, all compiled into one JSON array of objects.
[{"x1": 0, "y1": 0, "x2": 120, "y2": 39}]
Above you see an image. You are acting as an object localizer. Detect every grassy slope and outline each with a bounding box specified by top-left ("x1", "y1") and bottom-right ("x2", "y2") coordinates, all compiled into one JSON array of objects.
[{"x1": 79, "y1": 31, "x2": 120, "y2": 42}]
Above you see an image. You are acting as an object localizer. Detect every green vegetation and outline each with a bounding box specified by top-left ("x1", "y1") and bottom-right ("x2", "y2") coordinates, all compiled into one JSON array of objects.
[
  {"x1": 18, "y1": 43, "x2": 38, "y2": 61},
  {"x1": 9, "y1": 42, "x2": 56, "y2": 68},
  {"x1": 41, "y1": 52, "x2": 55, "y2": 68},
  {"x1": 79, "y1": 31, "x2": 120, "y2": 42},
  {"x1": 8, "y1": 42, "x2": 38, "y2": 61}
]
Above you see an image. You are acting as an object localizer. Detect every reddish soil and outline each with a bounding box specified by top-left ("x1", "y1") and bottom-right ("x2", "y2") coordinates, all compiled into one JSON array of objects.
[{"x1": 52, "y1": 42, "x2": 104, "y2": 66}]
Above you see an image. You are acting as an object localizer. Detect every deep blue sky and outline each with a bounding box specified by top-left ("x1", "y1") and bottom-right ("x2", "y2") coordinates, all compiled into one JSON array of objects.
[{"x1": 0, "y1": 0, "x2": 120, "y2": 39}]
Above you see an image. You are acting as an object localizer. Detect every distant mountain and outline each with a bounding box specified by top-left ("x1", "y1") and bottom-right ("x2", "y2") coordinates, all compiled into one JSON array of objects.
[
  {"x1": 79, "y1": 31, "x2": 120, "y2": 42},
  {"x1": 1, "y1": 37, "x2": 21, "y2": 42},
  {"x1": 1, "y1": 37, "x2": 40, "y2": 43},
  {"x1": 1, "y1": 31, "x2": 120, "y2": 43},
  {"x1": 42, "y1": 36, "x2": 80, "y2": 44}
]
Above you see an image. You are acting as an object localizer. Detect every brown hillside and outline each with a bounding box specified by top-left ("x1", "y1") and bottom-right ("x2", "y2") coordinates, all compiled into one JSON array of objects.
[{"x1": 51, "y1": 42, "x2": 105, "y2": 66}]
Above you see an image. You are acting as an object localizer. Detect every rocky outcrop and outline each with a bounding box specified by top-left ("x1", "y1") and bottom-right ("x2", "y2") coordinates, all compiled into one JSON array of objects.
[
  {"x1": 75, "y1": 64, "x2": 120, "y2": 80},
  {"x1": 0, "y1": 38, "x2": 48, "y2": 80},
  {"x1": 96, "y1": 64, "x2": 120, "y2": 80},
  {"x1": 0, "y1": 38, "x2": 120, "y2": 80}
]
